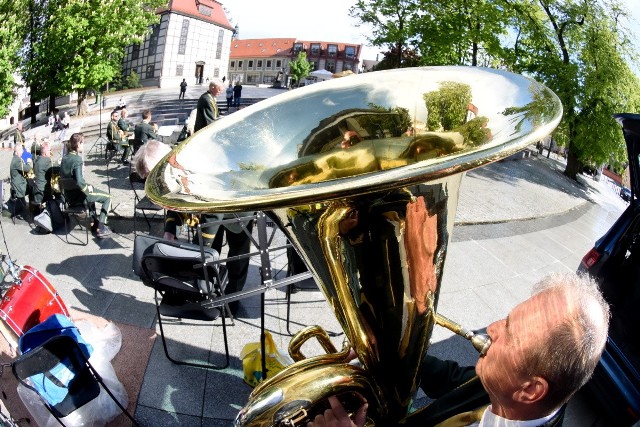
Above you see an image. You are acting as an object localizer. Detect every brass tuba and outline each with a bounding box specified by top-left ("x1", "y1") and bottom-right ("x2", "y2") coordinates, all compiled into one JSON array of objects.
[{"x1": 146, "y1": 67, "x2": 562, "y2": 426}]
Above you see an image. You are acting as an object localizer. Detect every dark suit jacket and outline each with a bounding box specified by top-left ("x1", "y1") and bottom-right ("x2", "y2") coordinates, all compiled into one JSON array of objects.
[
  {"x1": 10, "y1": 155, "x2": 30, "y2": 198},
  {"x1": 194, "y1": 91, "x2": 218, "y2": 133}
]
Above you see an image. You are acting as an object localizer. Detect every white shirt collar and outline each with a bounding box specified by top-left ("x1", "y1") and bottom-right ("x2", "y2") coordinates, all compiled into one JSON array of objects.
[{"x1": 472, "y1": 405, "x2": 558, "y2": 427}]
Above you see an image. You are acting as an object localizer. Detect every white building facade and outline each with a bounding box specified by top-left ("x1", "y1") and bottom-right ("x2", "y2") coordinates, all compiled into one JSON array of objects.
[{"x1": 121, "y1": 0, "x2": 234, "y2": 89}]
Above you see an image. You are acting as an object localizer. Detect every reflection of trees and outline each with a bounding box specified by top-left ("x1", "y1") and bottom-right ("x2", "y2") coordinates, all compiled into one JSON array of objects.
[
  {"x1": 502, "y1": 83, "x2": 557, "y2": 134},
  {"x1": 367, "y1": 103, "x2": 412, "y2": 135},
  {"x1": 423, "y1": 82, "x2": 490, "y2": 146},
  {"x1": 424, "y1": 82, "x2": 472, "y2": 131}
]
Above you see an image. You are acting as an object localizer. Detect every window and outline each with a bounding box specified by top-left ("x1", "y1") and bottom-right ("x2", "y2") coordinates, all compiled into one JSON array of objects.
[
  {"x1": 248, "y1": 60, "x2": 253, "y2": 68},
  {"x1": 293, "y1": 42, "x2": 303, "y2": 53},
  {"x1": 230, "y1": 60, "x2": 235, "y2": 68},
  {"x1": 257, "y1": 60, "x2": 263, "y2": 68},
  {"x1": 146, "y1": 64, "x2": 155, "y2": 78},
  {"x1": 148, "y1": 24, "x2": 160, "y2": 56},
  {"x1": 266, "y1": 60, "x2": 272, "y2": 68},
  {"x1": 343, "y1": 63, "x2": 353, "y2": 71},
  {"x1": 178, "y1": 19, "x2": 189, "y2": 55},
  {"x1": 197, "y1": 3, "x2": 212, "y2": 16},
  {"x1": 327, "y1": 44, "x2": 337, "y2": 57},
  {"x1": 238, "y1": 60, "x2": 243, "y2": 68},
  {"x1": 131, "y1": 43, "x2": 140, "y2": 60},
  {"x1": 345, "y1": 46, "x2": 356, "y2": 58},
  {"x1": 309, "y1": 61, "x2": 317, "y2": 70},
  {"x1": 246, "y1": 73, "x2": 260, "y2": 83},
  {"x1": 263, "y1": 75, "x2": 276, "y2": 84},
  {"x1": 216, "y1": 29, "x2": 224, "y2": 59},
  {"x1": 310, "y1": 43, "x2": 320, "y2": 55},
  {"x1": 276, "y1": 60, "x2": 282, "y2": 68},
  {"x1": 326, "y1": 61, "x2": 335, "y2": 72},
  {"x1": 214, "y1": 67, "x2": 219, "y2": 77},
  {"x1": 176, "y1": 64, "x2": 184, "y2": 76}
]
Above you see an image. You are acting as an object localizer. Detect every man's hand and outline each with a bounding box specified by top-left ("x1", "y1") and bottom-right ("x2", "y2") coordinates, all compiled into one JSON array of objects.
[{"x1": 307, "y1": 396, "x2": 368, "y2": 427}]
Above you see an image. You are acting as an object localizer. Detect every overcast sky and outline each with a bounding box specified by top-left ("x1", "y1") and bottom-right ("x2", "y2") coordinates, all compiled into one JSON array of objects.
[{"x1": 223, "y1": 0, "x2": 639, "y2": 65}]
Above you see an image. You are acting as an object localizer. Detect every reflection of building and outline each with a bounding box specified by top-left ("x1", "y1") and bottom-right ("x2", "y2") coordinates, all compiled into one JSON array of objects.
[
  {"x1": 121, "y1": 0, "x2": 234, "y2": 88},
  {"x1": 229, "y1": 38, "x2": 362, "y2": 86}
]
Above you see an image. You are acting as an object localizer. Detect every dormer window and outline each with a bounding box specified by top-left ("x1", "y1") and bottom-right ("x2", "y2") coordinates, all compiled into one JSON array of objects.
[
  {"x1": 293, "y1": 42, "x2": 304, "y2": 53},
  {"x1": 327, "y1": 44, "x2": 337, "y2": 57},
  {"x1": 196, "y1": 0, "x2": 212, "y2": 16},
  {"x1": 345, "y1": 46, "x2": 356, "y2": 59}
]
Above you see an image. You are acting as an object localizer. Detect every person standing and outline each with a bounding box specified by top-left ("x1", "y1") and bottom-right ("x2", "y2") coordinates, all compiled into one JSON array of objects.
[
  {"x1": 233, "y1": 81, "x2": 243, "y2": 109},
  {"x1": 225, "y1": 83, "x2": 233, "y2": 112},
  {"x1": 194, "y1": 81, "x2": 223, "y2": 133},
  {"x1": 61, "y1": 133, "x2": 112, "y2": 238},
  {"x1": 179, "y1": 78, "x2": 187, "y2": 99}
]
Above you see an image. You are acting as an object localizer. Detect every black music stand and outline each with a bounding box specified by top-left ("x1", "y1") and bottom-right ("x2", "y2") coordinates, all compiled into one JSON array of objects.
[{"x1": 87, "y1": 92, "x2": 109, "y2": 159}]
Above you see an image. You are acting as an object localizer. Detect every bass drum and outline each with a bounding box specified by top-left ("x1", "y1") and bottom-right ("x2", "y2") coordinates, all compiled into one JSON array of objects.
[{"x1": 0, "y1": 265, "x2": 70, "y2": 348}]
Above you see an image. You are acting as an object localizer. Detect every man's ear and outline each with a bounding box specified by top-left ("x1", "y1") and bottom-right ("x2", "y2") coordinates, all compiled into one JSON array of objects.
[{"x1": 513, "y1": 376, "x2": 549, "y2": 404}]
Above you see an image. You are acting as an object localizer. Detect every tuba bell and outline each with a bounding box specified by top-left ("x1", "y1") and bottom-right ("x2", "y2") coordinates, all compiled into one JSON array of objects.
[{"x1": 146, "y1": 67, "x2": 562, "y2": 426}]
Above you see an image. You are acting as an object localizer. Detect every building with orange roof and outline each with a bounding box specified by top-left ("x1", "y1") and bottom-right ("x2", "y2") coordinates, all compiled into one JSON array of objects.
[
  {"x1": 228, "y1": 38, "x2": 362, "y2": 87},
  {"x1": 122, "y1": 0, "x2": 235, "y2": 88}
]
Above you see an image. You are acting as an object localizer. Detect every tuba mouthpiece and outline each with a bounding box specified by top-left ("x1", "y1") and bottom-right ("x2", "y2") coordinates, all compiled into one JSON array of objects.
[{"x1": 435, "y1": 313, "x2": 491, "y2": 356}]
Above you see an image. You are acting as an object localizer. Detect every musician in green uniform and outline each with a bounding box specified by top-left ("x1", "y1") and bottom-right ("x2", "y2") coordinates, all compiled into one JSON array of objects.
[
  {"x1": 33, "y1": 141, "x2": 54, "y2": 206},
  {"x1": 133, "y1": 109, "x2": 159, "y2": 153},
  {"x1": 117, "y1": 108, "x2": 132, "y2": 163},
  {"x1": 106, "y1": 110, "x2": 125, "y2": 163},
  {"x1": 60, "y1": 133, "x2": 112, "y2": 238},
  {"x1": 9, "y1": 144, "x2": 32, "y2": 220}
]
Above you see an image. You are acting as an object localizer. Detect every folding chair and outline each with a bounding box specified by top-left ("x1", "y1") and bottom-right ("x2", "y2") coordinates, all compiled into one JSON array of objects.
[
  {"x1": 135, "y1": 235, "x2": 230, "y2": 369},
  {"x1": 59, "y1": 177, "x2": 90, "y2": 245},
  {"x1": 129, "y1": 170, "x2": 163, "y2": 234},
  {"x1": 9, "y1": 315, "x2": 139, "y2": 427}
]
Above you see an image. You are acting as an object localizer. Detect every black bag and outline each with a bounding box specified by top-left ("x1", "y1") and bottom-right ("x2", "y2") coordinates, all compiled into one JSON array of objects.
[
  {"x1": 47, "y1": 198, "x2": 65, "y2": 231},
  {"x1": 34, "y1": 208, "x2": 53, "y2": 233}
]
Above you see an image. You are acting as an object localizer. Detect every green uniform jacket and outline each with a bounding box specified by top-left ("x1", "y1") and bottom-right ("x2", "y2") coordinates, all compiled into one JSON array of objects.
[
  {"x1": 106, "y1": 120, "x2": 124, "y2": 143},
  {"x1": 194, "y1": 91, "x2": 218, "y2": 133},
  {"x1": 134, "y1": 121, "x2": 158, "y2": 144},
  {"x1": 60, "y1": 151, "x2": 87, "y2": 205},
  {"x1": 10, "y1": 155, "x2": 31, "y2": 198},
  {"x1": 117, "y1": 117, "x2": 131, "y2": 133},
  {"x1": 33, "y1": 155, "x2": 53, "y2": 203}
]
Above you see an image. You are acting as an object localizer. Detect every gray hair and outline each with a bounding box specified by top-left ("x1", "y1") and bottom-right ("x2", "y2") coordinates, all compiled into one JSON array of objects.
[
  {"x1": 133, "y1": 140, "x2": 171, "y2": 178},
  {"x1": 524, "y1": 273, "x2": 609, "y2": 411}
]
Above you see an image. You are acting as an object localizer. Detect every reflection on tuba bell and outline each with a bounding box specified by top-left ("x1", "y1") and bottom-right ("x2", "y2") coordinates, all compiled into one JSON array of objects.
[{"x1": 146, "y1": 67, "x2": 562, "y2": 426}]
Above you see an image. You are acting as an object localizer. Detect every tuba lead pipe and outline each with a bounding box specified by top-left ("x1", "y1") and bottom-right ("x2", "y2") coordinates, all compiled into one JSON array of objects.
[{"x1": 435, "y1": 313, "x2": 492, "y2": 356}]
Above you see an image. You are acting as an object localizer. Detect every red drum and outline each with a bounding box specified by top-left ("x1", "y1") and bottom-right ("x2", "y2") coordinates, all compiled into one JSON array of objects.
[{"x1": 0, "y1": 265, "x2": 69, "y2": 346}]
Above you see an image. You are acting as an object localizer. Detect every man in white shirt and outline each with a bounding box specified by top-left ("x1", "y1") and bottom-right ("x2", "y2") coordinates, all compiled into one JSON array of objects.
[{"x1": 308, "y1": 273, "x2": 610, "y2": 427}]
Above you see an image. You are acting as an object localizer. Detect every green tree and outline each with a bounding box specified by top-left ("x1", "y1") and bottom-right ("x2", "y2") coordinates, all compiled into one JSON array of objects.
[
  {"x1": 289, "y1": 51, "x2": 311, "y2": 87},
  {"x1": 0, "y1": 0, "x2": 29, "y2": 119},
  {"x1": 24, "y1": 0, "x2": 165, "y2": 116}
]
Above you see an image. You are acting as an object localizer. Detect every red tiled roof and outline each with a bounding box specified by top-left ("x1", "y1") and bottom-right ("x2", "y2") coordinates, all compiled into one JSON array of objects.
[
  {"x1": 230, "y1": 38, "x2": 297, "y2": 58},
  {"x1": 230, "y1": 38, "x2": 362, "y2": 59},
  {"x1": 160, "y1": 0, "x2": 233, "y2": 30}
]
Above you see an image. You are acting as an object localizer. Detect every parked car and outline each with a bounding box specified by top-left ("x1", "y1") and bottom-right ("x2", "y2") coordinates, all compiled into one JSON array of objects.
[
  {"x1": 620, "y1": 186, "x2": 632, "y2": 202},
  {"x1": 578, "y1": 113, "x2": 639, "y2": 425}
]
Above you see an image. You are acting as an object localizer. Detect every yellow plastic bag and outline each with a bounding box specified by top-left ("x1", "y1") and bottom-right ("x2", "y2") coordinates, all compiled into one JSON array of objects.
[{"x1": 240, "y1": 331, "x2": 293, "y2": 387}]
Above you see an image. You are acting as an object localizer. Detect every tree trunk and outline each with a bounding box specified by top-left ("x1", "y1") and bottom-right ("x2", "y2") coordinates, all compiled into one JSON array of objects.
[
  {"x1": 29, "y1": 98, "x2": 37, "y2": 125},
  {"x1": 49, "y1": 94, "x2": 56, "y2": 115},
  {"x1": 564, "y1": 148, "x2": 582, "y2": 180}
]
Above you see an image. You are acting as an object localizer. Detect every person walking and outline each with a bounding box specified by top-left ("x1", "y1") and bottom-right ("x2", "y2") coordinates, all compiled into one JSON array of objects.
[
  {"x1": 225, "y1": 83, "x2": 233, "y2": 113},
  {"x1": 179, "y1": 78, "x2": 187, "y2": 99}
]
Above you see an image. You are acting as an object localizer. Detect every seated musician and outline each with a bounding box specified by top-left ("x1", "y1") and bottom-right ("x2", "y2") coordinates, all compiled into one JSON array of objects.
[
  {"x1": 61, "y1": 133, "x2": 113, "y2": 238},
  {"x1": 9, "y1": 144, "x2": 33, "y2": 221},
  {"x1": 133, "y1": 109, "x2": 159, "y2": 153},
  {"x1": 308, "y1": 273, "x2": 610, "y2": 427},
  {"x1": 106, "y1": 110, "x2": 126, "y2": 163},
  {"x1": 33, "y1": 141, "x2": 55, "y2": 208},
  {"x1": 117, "y1": 108, "x2": 132, "y2": 164}
]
